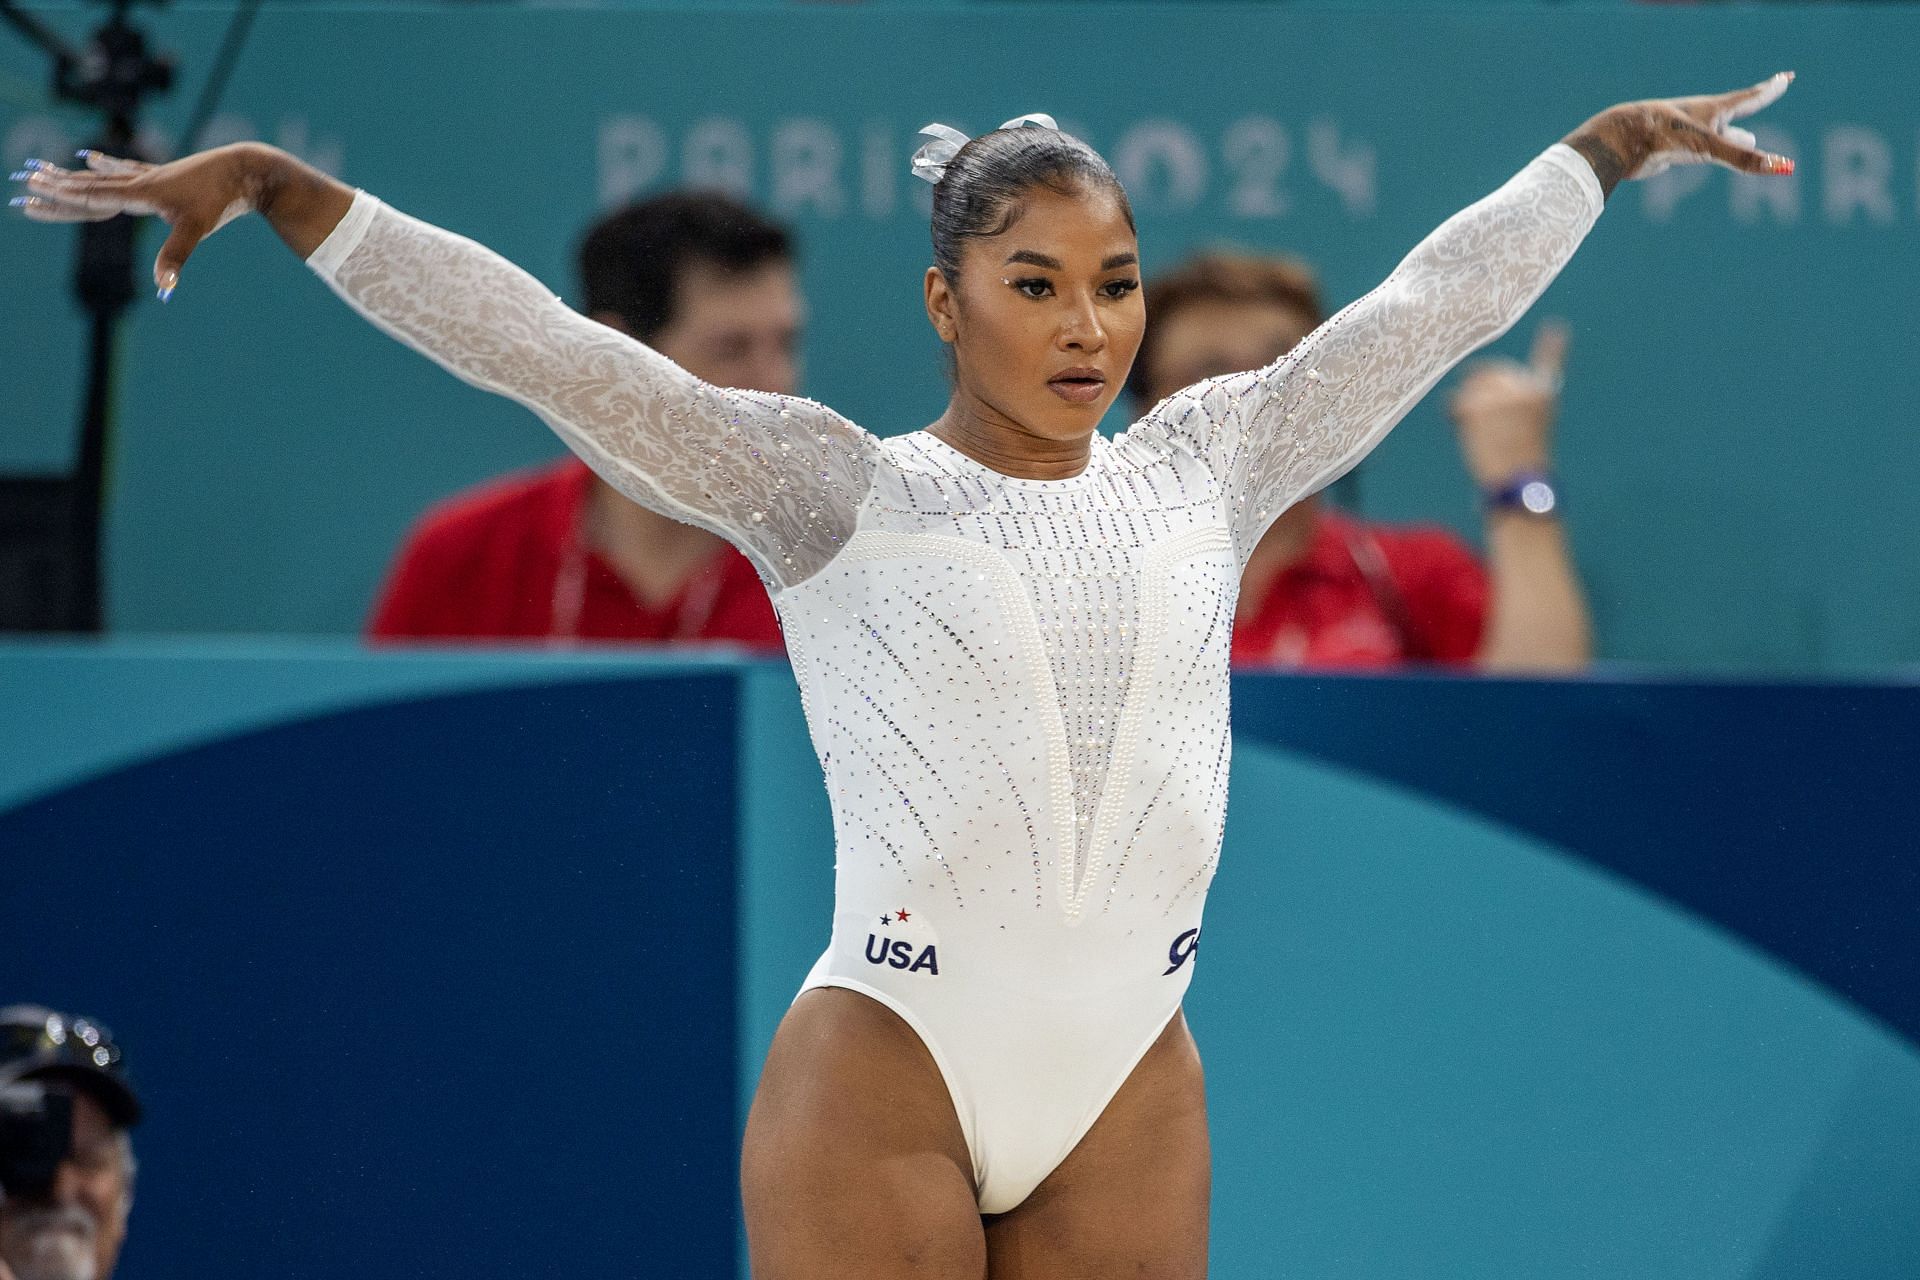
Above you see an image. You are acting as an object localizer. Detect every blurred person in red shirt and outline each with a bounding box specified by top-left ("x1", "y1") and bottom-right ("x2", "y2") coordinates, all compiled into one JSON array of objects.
[
  {"x1": 1130, "y1": 251, "x2": 1591, "y2": 672},
  {"x1": 367, "y1": 192, "x2": 802, "y2": 651}
]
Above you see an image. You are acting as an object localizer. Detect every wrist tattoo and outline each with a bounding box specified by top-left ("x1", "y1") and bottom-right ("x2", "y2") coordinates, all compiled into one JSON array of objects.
[
  {"x1": 1565, "y1": 132, "x2": 1629, "y2": 201},
  {"x1": 240, "y1": 145, "x2": 282, "y2": 217}
]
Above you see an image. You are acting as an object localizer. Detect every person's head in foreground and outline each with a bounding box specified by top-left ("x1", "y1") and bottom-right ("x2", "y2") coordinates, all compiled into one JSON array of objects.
[
  {"x1": 0, "y1": 1007, "x2": 139, "y2": 1280},
  {"x1": 579, "y1": 190, "x2": 801, "y2": 396},
  {"x1": 918, "y1": 117, "x2": 1145, "y2": 464}
]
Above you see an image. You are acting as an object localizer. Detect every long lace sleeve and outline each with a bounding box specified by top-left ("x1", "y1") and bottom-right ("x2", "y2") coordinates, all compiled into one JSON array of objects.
[
  {"x1": 304, "y1": 192, "x2": 879, "y2": 589},
  {"x1": 1132, "y1": 144, "x2": 1604, "y2": 566}
]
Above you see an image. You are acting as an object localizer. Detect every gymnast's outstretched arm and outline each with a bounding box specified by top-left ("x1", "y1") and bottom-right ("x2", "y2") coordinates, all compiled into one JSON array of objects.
[
  {"x1": 11, "y1": 143, "x2": 875, "y2": 590},
  {"x1": 1132, "y1": 74, "x2": 1795, "y2": 567}
]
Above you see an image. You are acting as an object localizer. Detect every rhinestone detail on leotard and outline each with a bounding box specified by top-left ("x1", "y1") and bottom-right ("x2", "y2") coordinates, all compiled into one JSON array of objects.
[{"x1": 307, "y1": 144, "x2": 1604, "y2": 927}]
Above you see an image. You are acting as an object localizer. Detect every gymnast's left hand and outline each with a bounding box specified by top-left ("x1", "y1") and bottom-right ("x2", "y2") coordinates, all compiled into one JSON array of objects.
[{"x1": 1563, "y1": 72, "x2": 1796, "y2": 195}]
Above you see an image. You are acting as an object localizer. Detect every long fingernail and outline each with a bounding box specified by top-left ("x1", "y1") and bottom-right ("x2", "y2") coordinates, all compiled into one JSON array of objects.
[
  {"x1": 76, "y1": 149, "x2": 91, "y2": 159},
  {"x1": 8, "y1": 195, "x2": 33, "y2": 208},
  {"x1": 1768, "y1": 155, "x2": 1795, "y2": 175},
  {"x1": 8, "y1": 171, "x2": 30, "y2": 182},
  {"x1": 157, "y1": 287, "x2": 173, "y2": 303},
  {"x1": 23, "y1": 158, "x2": 47, "y2": 171}
]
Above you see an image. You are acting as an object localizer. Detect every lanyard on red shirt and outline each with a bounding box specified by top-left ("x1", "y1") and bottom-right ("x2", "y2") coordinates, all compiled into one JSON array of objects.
[
  {"x1": 549, "y1": 514, "x2": 726, "y2": 643},
  {"x1": 1338, "y1": 522, "x2": 1423, "y2": 661}
]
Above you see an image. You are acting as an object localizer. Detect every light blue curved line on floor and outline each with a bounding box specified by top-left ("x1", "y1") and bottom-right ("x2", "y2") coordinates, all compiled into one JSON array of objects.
[
  {"x1": 1199, "y1": 740, "x2": 1920, "y2": 1279},
  {"x1": 0, "y1": 638, "x2": 759, "y2": 814}
]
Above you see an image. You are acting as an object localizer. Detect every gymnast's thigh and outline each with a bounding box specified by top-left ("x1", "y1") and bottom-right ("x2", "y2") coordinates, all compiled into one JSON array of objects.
[
  {"x1": 982, "y1": 1009, "x2": 1211, "y2": 1280},
  {"x1": 742, "y1": 986, "x2": 986, "y2": 1280}
]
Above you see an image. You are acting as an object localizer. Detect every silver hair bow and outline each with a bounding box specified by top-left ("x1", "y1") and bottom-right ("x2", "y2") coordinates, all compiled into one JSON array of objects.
[{"x1": 909, "y1": 113, "x2": 1060, "y2": 186}]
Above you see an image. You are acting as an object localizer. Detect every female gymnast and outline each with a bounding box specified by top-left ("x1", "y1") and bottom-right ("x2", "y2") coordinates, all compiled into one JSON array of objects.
[{"x1": 13, "y1": 71, "x2": 1793, "y2": 1278}]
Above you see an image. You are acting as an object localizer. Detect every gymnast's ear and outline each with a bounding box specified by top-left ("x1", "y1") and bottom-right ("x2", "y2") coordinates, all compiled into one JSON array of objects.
[{"x1": 924, "y1": 265, "x2": 958, "y2": 344}]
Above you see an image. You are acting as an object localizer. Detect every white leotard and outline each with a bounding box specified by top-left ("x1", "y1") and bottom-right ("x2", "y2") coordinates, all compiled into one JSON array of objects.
[{"x1": 308, "y1": 143, "x2": 1603, "y2": 1211}]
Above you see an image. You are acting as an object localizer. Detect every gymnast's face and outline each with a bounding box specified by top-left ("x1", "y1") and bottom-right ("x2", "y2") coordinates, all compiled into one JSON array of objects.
[{"x1": 926, "y1": 182, "x2": 1144, "y2": 445}]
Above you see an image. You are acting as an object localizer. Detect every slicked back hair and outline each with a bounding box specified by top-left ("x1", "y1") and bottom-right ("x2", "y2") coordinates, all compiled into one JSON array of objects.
[{"x1": 930, "y1": 125, "x2": 1133, "y2": 283}]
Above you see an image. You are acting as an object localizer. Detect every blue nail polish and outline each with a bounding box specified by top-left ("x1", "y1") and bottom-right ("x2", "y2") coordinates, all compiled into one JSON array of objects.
[
  {"x1": 8, "y1": 172, "x2": 28, "y2": 182},
  {"x1": 76, "y1": 149, "x2": 91, "y2": 159},
  {"x1": 157, "y1": 287, "x2": 172, "y2": 303},
  {"x1": 9, "y1": 196, "x2": 29, "y2": 207},
  {"x1": 24, "y1": 158, "x2": 47, "y2": 171}
]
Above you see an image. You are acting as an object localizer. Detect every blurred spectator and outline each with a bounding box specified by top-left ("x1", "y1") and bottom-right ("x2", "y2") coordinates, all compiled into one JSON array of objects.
[
  {"x1": 368, "y1": 192, "x2": 803, "y2": 651},
  {"x1": 0, "y1": 1006, "x2": 139, "y2": 1280},
  {"x1": 1131, "y1": 250, "x2": 1592, "y2": 672}
]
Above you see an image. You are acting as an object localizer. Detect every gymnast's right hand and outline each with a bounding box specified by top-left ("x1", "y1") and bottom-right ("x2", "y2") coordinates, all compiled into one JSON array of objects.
[{"x1": 9, "y1": 142, "x2": 349, "y2": 300}]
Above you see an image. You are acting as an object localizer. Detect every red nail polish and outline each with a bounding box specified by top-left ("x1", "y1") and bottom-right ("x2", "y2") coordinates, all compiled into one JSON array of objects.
[{"x1": 1771, "y1": 156, "x2": 1795, "y2": 176}]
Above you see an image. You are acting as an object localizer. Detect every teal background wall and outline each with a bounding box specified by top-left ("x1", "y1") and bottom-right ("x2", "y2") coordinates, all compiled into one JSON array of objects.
[
  {"x1": 6, "y1": 3, "x2": 1920, "y2": 671},
  {"x1": 10, "y1": 643, "x2": 1915, "y2": 1275},
  {"x1": 1194, "y1": 745, "x2": 1920, "y2": 1277}
]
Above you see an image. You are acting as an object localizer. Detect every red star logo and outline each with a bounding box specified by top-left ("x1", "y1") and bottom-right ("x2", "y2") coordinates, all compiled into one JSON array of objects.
[{"x1": 895, "y1": 908, "x2": 911, "y2": 922}]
